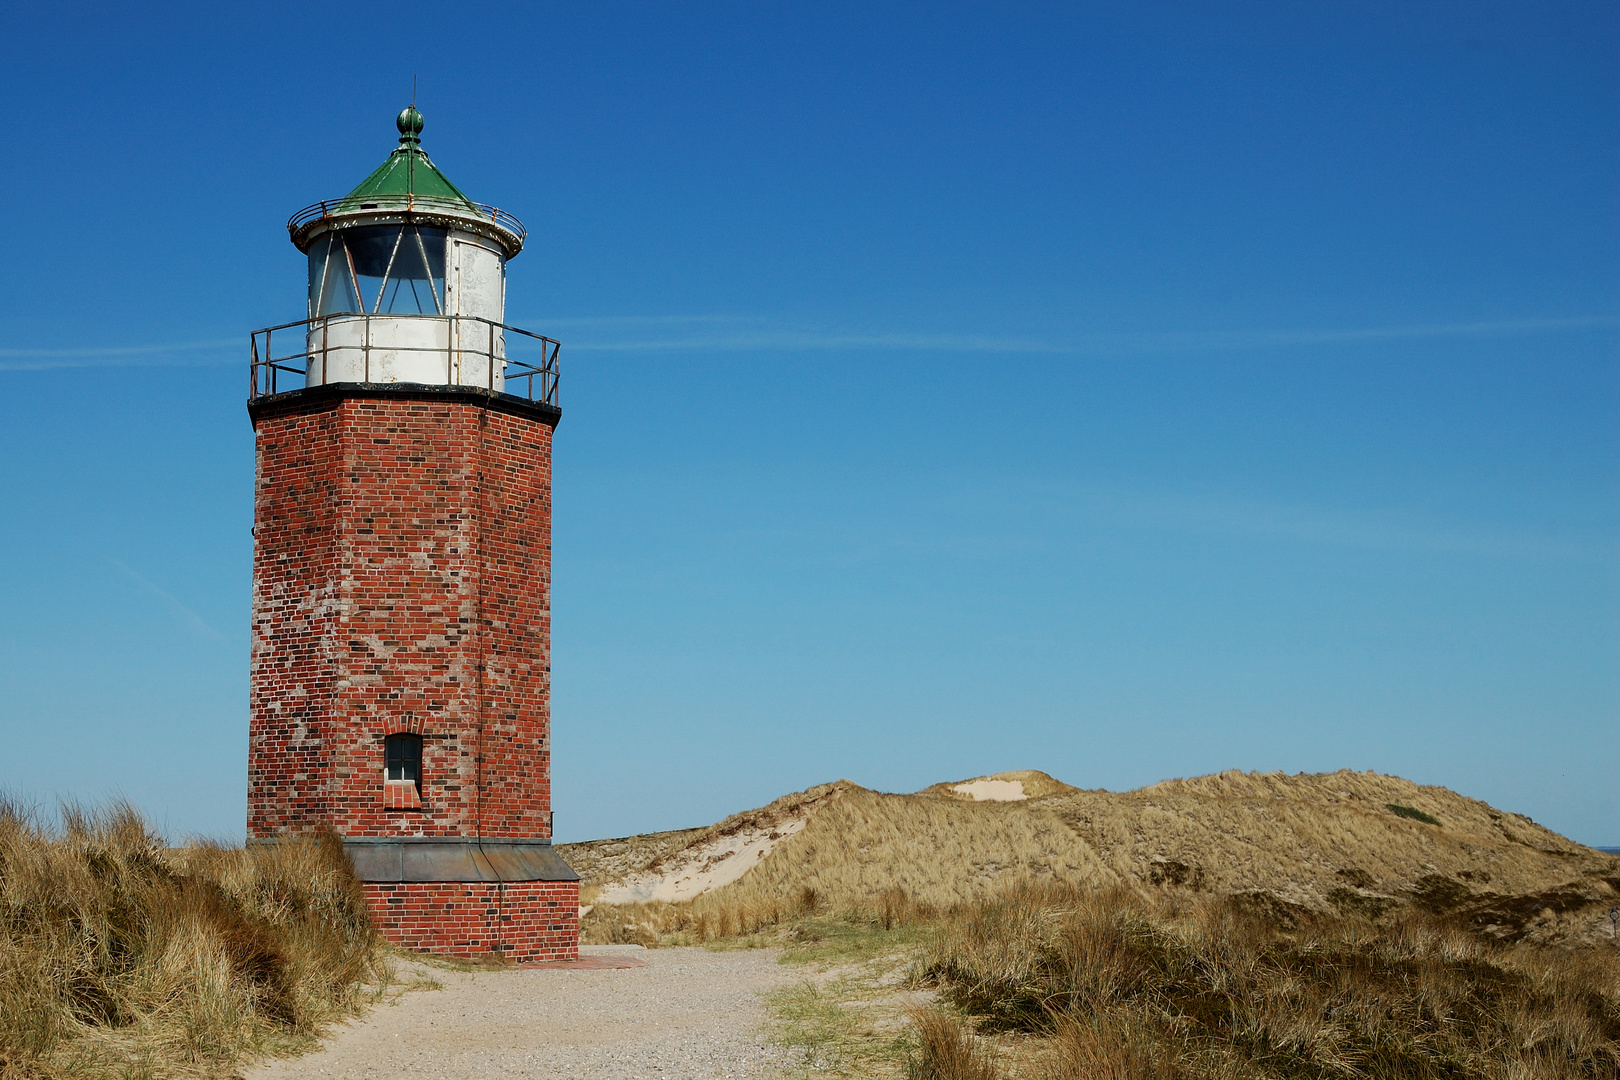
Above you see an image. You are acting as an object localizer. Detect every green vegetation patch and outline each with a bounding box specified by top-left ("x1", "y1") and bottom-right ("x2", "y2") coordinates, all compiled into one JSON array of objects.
[
  {"x1": 1387, "y1": 802, "x2": 1442, "y2": 825},
  {"x1": 767, "y1": 980, "x2": 868, "y2": 1073},
  {"x1": 778, "y1": 915, "x2": 932, "y2": 966},
  {"x1": 764, "y1": 933, "x2": 921, "y2": 1078}
]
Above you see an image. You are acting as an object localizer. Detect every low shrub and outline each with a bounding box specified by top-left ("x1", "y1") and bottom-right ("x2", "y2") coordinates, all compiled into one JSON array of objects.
[
  {"x1": 906, "y1": 1006, "x2": 997, "y2": 1080},
  {"x1": 1387, "y1": 803, "x2": 1442, "y2": 826},
  {"x1": 913, "y1": 881, "x2": 1620, "y2": 1079}
]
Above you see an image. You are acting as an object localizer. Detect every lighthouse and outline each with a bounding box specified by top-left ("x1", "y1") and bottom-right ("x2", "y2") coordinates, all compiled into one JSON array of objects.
[{"x1": 247, "y1": 107, "x2": 579, "y2": 963}]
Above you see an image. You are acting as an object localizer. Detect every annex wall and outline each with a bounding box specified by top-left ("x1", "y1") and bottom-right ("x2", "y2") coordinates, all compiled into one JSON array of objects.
[{"x1": 364, "y1": 880, "x2": 580, "y2": 964}]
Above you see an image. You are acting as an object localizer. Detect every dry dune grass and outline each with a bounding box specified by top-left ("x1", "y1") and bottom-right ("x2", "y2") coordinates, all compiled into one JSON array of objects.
[
  {"x1": 907, "y1": 1005, "x2": 999, "y2": 1080},
  {"x1": 914, "y1": 880, "x2": 1620, "y2": 1079},
  {"x1": 580, "y1": 783, "x2": 1116, "y2": 945},
  {"x1": 558, "y1": 824, "x2": 710, "y2": 900},
  {"x1": 1047, "y1": 770, "x2": 1605, "y2": 916},
  {"x1": 571, "y1": 770, "x2": 1620, "y2": 1076},
  {"x1": 575, "y1": 770, "x2": 1620, "y2": 950},
  {"x1": 561, "y1": 782, "x2": 843, "y2": 890},
  {"x1": 725, "y1": 787, "x2": 1120, "y2": 908},
  {"x1": 0, "y1": 800, "x2": 384, "y2": 1079}
]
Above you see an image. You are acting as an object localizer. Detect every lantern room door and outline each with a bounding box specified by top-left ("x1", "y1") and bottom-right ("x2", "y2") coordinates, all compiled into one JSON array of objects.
[{"x1": 449, "y1": 236, "x2": 507, "y2": 389}]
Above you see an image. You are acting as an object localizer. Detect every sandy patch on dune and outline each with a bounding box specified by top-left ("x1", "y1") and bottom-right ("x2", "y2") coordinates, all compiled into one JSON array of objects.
[
  {"x1": 596, "y1": 816, "x2": 809, "y2": 904},
  {"x1": 952, "y1": 779, "x2": 1027, "y2": 801}
]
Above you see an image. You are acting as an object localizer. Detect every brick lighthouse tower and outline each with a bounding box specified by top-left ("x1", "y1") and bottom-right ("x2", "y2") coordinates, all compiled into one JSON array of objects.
[{"x1": 247, "y1": 106, "x2": 579, "y2": 962}]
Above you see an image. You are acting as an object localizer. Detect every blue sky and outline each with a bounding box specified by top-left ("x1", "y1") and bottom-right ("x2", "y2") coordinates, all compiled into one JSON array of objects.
[{"x1": 0, "y1": 2, "x2": 1614, "y2": 844}]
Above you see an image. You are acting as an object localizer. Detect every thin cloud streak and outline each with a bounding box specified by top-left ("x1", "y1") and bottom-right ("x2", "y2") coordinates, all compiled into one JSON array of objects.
[
  {"x1": 566, "y1": 330, "x2": 1055, "y2": 353},
  {"x1": 542, "y1": 314, "x2": 749, "y2": 328},
  {"x1": 560, "y1": 315, "x2": 1618, "y2": 355},
  {"x1": 0, "y1": 340, "x2": 237, "y2": 372},
  {"x1": 1075, "y1": 487, "x2": 1605, "y2": 562},
  {"x1": 5, "y1": 316, "x2": 1613, "y2": 371},
  {"x1": 107, "y1": 559, "x2": 223, "y2": 640}
]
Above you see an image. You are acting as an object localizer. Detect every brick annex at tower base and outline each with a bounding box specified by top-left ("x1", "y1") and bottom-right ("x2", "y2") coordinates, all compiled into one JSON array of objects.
[{"x1": 245, "y1": 107, "x2": 578, "y2": 963}]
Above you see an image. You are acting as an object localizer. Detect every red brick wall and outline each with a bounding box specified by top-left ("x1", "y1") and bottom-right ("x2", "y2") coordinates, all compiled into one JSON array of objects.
[
  {"x1": 249, "y1": 394, "x2": 555, "y2": 839},
  {"x1": 365, "y1": 880, "x2": 580, "y2": 963}
]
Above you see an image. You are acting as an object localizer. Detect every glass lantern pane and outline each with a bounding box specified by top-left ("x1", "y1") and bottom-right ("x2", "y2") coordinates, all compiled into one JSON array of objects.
[
  {"x1": 310, "y1": 234, "x2": 360, "y2": 317},
  {"x1": 377, "y1": 227, "x2": 448, "y2": 315},
  {"x1": 344, "y1": 226, "x2": 400, "y2": 313}
]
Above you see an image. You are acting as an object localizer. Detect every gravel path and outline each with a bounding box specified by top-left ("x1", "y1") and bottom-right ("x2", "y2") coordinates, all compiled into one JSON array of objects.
[{"x1": 248, "y1": 946, "x2": 799, "y2": 1079}]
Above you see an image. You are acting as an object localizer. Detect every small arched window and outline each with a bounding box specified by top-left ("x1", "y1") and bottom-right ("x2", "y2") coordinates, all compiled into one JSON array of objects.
[{"x1": 383, "y1": 734, "x2": 423, "y2": 809}]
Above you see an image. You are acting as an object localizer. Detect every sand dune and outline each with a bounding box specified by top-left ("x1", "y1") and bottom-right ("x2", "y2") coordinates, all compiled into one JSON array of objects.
[{"x1": 560, "y1": 769, "x2": 1620, "y2": 947}]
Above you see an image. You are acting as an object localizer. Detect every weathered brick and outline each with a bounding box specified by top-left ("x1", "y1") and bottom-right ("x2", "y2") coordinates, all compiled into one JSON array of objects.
[{"x1": 249, "y1": 392, "x2": 574, "y2": 959}]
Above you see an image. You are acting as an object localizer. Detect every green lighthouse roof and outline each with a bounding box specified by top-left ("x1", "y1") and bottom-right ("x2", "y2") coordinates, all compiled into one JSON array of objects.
[
  {"x1": 337, "y1": 106, "x2": 479, "y2": 210},
  {"x1": 287, "y1": 107, "x2": 526, "y2": 257}
]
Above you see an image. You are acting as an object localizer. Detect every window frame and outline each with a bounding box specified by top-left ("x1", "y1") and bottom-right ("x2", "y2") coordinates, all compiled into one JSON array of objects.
[{"x1": 383, "y1": 733, "x2": 423, "y2": 793}]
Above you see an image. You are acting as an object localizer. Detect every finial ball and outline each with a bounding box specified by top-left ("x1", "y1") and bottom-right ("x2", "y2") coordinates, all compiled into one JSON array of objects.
[{"x1": 397, "y1": 105, "x2": 425, "y2": 139}]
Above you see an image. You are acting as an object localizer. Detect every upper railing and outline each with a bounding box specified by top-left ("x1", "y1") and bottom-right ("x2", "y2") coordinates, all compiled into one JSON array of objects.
[
  {"x1": 288, "y1": 195, "x2": 526, "y2": 251},
  {"x1": 250, "y1": 314, "x2": 560, "y2": 406}
]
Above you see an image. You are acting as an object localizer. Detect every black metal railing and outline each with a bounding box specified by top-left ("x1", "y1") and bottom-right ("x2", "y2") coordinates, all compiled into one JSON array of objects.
[
  {"x1": 288, "y1": 195, "x2": 526, "y2": 248},
  {"x1": 250, "y1": 314, "x2": 560, "y2": 406}
]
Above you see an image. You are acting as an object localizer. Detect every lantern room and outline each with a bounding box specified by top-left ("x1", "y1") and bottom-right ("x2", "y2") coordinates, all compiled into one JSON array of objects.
[{"x1": 252, "y1": 107, "x2": 558, "y2": 401}]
